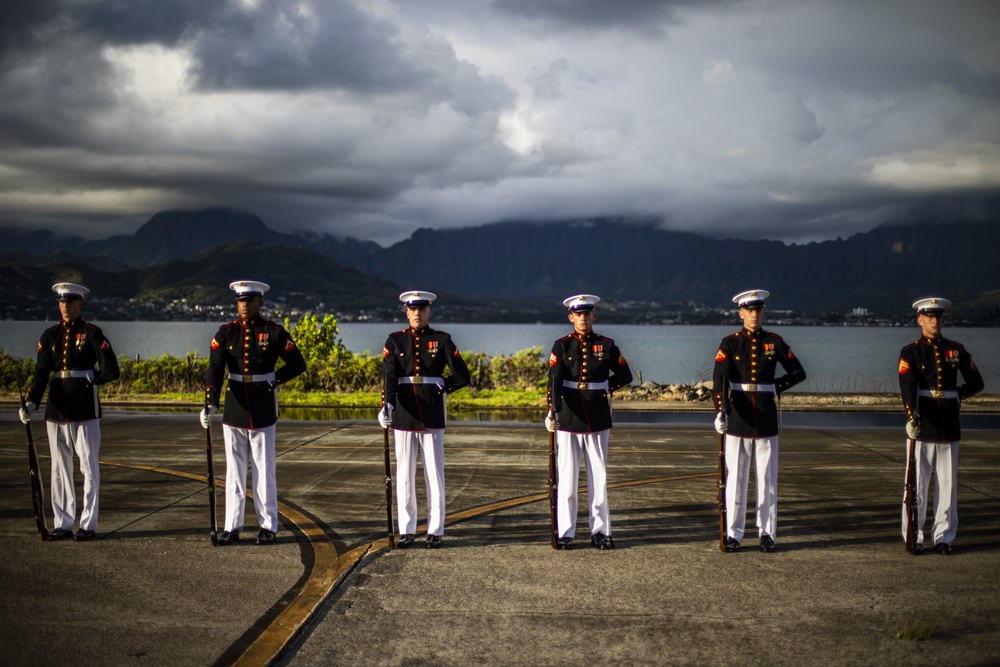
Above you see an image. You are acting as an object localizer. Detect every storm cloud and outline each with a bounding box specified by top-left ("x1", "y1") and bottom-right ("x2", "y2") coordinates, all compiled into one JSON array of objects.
[{"x1": 0, "y1": 0, "x2": 997, "y2": 244}]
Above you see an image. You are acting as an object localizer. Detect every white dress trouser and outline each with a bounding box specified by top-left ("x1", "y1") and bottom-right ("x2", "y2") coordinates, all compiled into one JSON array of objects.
[
  {"x1": 394, "y1": 429, "x2": 446, "y2": 536},
  {"x1": 222, "y1": 424, "x2": 278, "y2": 533},
  {"x1": 556, "y1": 429, "x2": 611, "y2": 539},
  {"x1": 901, "y1": 440, "x2": 959, "y2": 546},
  {"x1": 725, "y1": 434, "x2": 779, "y2": 543},
  {"x1": 46, "y1": 419, "x2": 101, "y2": 532}
]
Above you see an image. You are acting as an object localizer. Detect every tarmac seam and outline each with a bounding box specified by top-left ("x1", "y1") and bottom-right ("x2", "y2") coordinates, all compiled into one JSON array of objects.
[
  {"x1": 99, "y1": 459, "x2": 377, "y2": 667},
  {"x1": 97, "y1": 457, "x2": 913, "y2": 665}
]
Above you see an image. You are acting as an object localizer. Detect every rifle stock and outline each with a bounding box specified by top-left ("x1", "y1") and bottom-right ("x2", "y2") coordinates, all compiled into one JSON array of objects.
[
  {"x1": 718, "y1": 431, "x2": 727, "y2": 552},
  {"x1": 383, "y1": 426, "x2": 395, "y2": 549},
  {"x1": 548, "y1": 430, "x2": 558, "y2": 549},
  {"x1": 717, "y1": 377, "x2": 729, "y2": 552},
  {"x1": 206, "y1": 425, "x2": 218, "y2": 546},
  {"x1": 904, "y1": 436, "x2": 918, "y2": 554},
  {"x1": 19, "y1": 387, "x2": 49, "y2": 541}
]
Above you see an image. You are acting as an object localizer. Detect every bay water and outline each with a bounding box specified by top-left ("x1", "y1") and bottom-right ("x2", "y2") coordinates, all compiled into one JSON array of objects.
[{"x1": 2, "y1": 320, "x2": 996, "y2": 393}]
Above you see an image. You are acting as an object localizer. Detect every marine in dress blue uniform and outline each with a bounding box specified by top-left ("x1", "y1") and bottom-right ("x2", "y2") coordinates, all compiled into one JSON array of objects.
[
  {"x1": 20, "y1": 283, "x2": 120, "y2": 541},
  {"x1": 545, "y1": 294, "x2": 633, "y2": 550},
  {"x1": 378, "y1": 291, "x2": 471, "y2": 548},
  {"x1": 898, "y1": 297, "x2": 984, "y2": 555},
  {"x1": 712, "y1": 290, "x2": 806, "y2": 552},
  {"x1": 200, "y1": 281, "x2": 306, "y2": 546}
]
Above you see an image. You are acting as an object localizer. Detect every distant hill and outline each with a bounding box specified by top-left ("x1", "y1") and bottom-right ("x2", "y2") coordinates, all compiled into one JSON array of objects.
[
  {"x1": 3, "y1": 207, "x2": 999, "y2": 320},
  {"x1": 352, "y1": 219, "x2": 1000, "y2": 313},
  {"x1": 0, "y1": 207, "x2": 380, "y2": 268},
  {"x1": 0, "y1": 238, "x2": 401, "y2": 321},
  {"x1": 135, "y1": 237, "x2": 400, "y2": 308}
]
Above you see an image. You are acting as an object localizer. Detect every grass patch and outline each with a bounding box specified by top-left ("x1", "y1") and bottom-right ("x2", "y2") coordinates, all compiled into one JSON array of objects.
[
  {"x1": 896, "y1": 616, "x2": 934, "y2": 642},
  {"x1": 90, "y1": 387, "x2": 547, "y2": 410}
]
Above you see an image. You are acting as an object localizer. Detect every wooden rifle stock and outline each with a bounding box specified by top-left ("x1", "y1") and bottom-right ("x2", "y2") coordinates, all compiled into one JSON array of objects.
[
  {"x1": 548, "y1": 430, "x2": 558, "y2": 549},
  {"x1": 904, "y1": 436, "x2": 918, "y2": 554},
  {"x1": 718, "y1": 431, "x2": 727, "y2": 552},
  {"x1": 20, "y1": 392, "x2": 49, "y2": 541},
  {"x1": 717, "y1": 377, "x2": 729, "y2": 552},
  {"x1": 206, "y1": 424, "x2": 218, "y2": 546},
  {"x1": 383, "y1": 426, "x2": 395, "y2": 549}
]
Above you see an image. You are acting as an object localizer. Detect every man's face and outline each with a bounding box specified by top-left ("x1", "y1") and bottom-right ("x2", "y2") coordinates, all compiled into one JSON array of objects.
[
  {"x1": 407, "y1": 305, "x2": 431, "y2": 329},
  {"x1": 58, "y1": 298, "x2": 83, "y2": 323},
  {"x1": 568, "y1": 309, "x2": 595, "y2": 335},
  {"x1": 238, "y1": 295, "x2": 262, "y2": 321},
  {"x1": 918, "y1": 312, "x2": 943, "y2": 339},
  {"x1": 739, "y1": 306, "x2": 764, "y2": 332}
]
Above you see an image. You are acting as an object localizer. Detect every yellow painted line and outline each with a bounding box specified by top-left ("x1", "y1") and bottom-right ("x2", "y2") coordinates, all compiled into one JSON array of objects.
[
  {"x1": 440, "y1": 459, "x2": 894, "y2": 526},
  {"x1": 68, "y1": 453, "x2": 988, "y2": 664},
  {"x1": 100, "y1": 459, "x2": 378, "y2": 667}
]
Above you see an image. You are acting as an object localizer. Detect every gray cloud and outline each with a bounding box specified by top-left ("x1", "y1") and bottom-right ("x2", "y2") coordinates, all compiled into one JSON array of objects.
[
  {"x1": 0, "y1": 0, "x2": 997, "y2": 246},
  {"x1": 490, "y1": 0, "x2": 739, "y2": 37}
]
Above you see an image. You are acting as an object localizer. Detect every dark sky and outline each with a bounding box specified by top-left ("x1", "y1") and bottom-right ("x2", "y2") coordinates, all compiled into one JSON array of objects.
[{"x1": 1, "y1": 0, "x2": 998, "y2": 245}]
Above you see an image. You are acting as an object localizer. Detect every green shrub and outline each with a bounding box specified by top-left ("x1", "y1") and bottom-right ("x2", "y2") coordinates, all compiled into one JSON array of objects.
[{"x1": 0, "y1": 316, "x2": 550, "y2": 401}]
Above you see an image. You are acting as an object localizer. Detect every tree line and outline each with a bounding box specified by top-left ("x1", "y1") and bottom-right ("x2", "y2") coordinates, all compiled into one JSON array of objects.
[{"x1": 0, "y1": 314, "x2": 547, "y2": 403}]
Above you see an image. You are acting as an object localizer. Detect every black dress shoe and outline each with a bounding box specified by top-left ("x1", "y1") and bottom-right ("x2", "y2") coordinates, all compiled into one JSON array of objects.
[
  {"x1": 217, "y1": 530, "x2": 240, "y2": 546},
  {"x1": 760, "y1": 535, "x2": 776, "y2": 552},
  {"x1": 725, "y1": 537, "x2": 741, "y2": 552},
  {"x1": 396, "y1": 534, "x2": 415, "y2": 548},
  {"x1": 48, "y1": 528, "x2": 73, "y2": 541},
  {"x1": 556, "y1": 537, "x2": 573, "y2": 550},
  {"x1": 426, "y1": 534, "x2": 442, "y2": 549},
  {"x1": 256, "y1": 529, "x2": 276, "y2": 545},
  {"x1": 914, "y1": 543, "x2": 924, "y2": 554},
  {"x1": 591, "y1": 533, "x2": 614, "y2": 550},
  {"x1": 74, "y1": 529, "x2": 96, "y2": 542},
  {"x1": 934, "y1": 542, "x2": 952, "y2": 555}
]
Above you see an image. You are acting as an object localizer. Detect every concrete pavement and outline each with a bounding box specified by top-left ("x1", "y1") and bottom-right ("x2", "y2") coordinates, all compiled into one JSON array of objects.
[{"x1": 1, "y1": 410, "x2": 998, "y2": 666}]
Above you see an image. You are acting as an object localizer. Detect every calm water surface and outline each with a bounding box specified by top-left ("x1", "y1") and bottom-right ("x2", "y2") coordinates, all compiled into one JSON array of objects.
[{"x1": 2, "y1": 320, "x2": 996, "y2": 393}]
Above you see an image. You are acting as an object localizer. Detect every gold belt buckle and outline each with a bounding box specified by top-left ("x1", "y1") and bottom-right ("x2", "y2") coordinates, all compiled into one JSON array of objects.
[
  {"x1": 578, "y1": 382, "x2": 588, "y2": 390},
  {"x1": 931, "y1": 389, "x2": 944, "y2": 399}
]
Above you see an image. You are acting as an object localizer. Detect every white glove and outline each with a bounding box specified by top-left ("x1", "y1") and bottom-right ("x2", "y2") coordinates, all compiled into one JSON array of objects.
[
  {"x1": 19, "y1": 401, "x2": 35, "y2": 425},
  {"x1": 544, "y1": 409, "x2": 559, "y2": 433},
  {"x1": 905, "y1": 419, "x2": 920, "y2": 439},
  {"x1": 378, "y1": 404, "x2": 394, "y2": 429},
  {"x1": 714, "y1": 412, "x2": 727, "y2": 435},
  {"x1": 200, "y1": 405, "x2": 217, "y2": 430}
]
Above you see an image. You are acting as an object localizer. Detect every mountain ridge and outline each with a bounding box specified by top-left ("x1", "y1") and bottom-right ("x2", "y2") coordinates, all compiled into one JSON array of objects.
[{"x1": 2, "y1": 208, "x2": 998, "y2": 319}]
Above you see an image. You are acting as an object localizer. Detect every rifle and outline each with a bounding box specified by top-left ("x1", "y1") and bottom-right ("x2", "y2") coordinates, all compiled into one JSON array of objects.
[
  {"x1": 717, "y1": 376, "x2": 728, "y2": 552},
  {"x1": 548, "y1": 429, "x2": 558, "y2": 549},
  {"x1": 19, "y1": 385, "x2": 49, "y2": 541},
  {"x1": 904, "y1": 413, "x2": 919, "y2": 555},
  {"x1": 383, "y1": 424, "x2": 395, "y2": 549},
  {"x1": 206, "y1": 424, "x2": 218, "y2": 546}
]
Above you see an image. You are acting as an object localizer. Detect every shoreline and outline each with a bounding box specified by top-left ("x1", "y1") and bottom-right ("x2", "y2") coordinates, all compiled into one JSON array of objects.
[{"x1": 2, "y1": 392, "x2": 998, "y2": 413}]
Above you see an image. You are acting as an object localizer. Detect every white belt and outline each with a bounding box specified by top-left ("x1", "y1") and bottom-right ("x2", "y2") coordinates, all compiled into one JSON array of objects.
[
  {"x1": 399, "y1": 376, "x2": 444, "y2": 388},
  {"x1": 228, "y1": 372, "x2": 276, "y2": 383},
  {"x1": 562, "y1": 380, "x2": 609, "y2": 391},
  {"x1": 919, "y1": 389, "x2": 959, "y2": 400},
  {"x1": 732, "y1": 382, "x2": 776, "y2": 393},
  {"x1": 55, "y1": 370, "x2": 95, "y2": 380}
]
